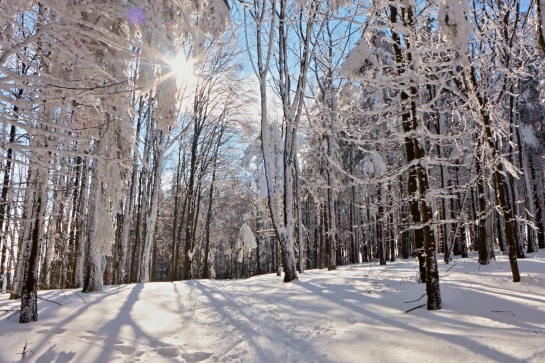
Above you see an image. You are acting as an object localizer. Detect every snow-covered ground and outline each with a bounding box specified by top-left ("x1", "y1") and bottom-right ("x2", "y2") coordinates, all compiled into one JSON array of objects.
[{"x1": 1, "y1": 251, "x2": 545, "y2": 363}]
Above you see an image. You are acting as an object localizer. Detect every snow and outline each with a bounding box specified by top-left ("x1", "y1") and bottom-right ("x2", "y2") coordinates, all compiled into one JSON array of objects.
[
  {"x1": 520, "y1": 124, "x2": 540, "y2": 148},
  {"x1": 360, "y1": 151, "x2": 387, "y2": 177},
  {"x1": 2, "y1": 251, "x2": 545, "y2": 362},
  {"x1": 340, "y1": 38, "x2": 376, "y2": 79},
  {"x1": 238, "y1": 223, "x2": 257, "y2": 250},
  {"x1": 438, "y1": 0, "x2": 472, "y2": 57}
]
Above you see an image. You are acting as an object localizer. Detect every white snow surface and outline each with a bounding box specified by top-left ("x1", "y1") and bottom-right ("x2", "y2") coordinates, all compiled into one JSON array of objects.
[{"x1": 2, "y1": 251, "x2": 545, "y2": 362}]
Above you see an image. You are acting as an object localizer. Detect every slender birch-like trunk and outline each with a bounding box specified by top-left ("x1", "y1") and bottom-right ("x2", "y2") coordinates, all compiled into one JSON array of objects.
[{"x1": 139, "y1": 132, "x2": 165, "y2": 283}]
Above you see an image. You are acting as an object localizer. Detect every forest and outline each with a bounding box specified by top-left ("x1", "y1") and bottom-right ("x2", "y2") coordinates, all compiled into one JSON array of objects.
[{"x1": 1, "y1": 0, "x2": 545, "y2": 325}]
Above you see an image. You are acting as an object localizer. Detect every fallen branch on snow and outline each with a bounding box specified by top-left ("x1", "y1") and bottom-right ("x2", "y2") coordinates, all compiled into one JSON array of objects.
[
  {"x1": 492, "y1": 310, "x2": 515, "y2": 317},
  {"x1": 7, "y1": 310, "x2": 20, "y2": 319},
  {"x1": 17, "y1": 340, "x2": 32, "y2": 359},
  {"x1": 404, "y1": 304, "x2": 426, "y2": 314},
  {"x1": 72, "y1": 291, "x2": 86, "y2": 303},
  {"x1": 404, "y1": 292, "x2": 426, "y2": 304},
  {"x1": 38, "y1": 296, "x2": 62, "y2": 305}
]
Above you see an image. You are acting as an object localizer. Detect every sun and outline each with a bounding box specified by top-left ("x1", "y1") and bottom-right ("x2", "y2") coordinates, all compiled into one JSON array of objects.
[{"x1": 165, "y1": 52, "x2": 197, "y2": 88}]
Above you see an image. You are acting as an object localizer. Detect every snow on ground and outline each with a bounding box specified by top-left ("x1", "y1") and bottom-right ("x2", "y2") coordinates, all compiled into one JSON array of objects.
[{"x1": 1, "y1": 251, "x2": 545, "y2": 363}]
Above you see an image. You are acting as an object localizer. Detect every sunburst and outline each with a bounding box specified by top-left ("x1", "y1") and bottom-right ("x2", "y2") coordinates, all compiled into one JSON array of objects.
[{"x1": 164, "y1": 52, "x2": 197, "y2": 89}]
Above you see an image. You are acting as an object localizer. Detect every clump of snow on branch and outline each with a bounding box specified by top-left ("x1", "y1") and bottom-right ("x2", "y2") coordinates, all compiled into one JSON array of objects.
[
  {"x1": 359, "y1": 152, "x2": 387, "y2": 178},
  {"x1": 340, "y1": 38, "x2": 376, "y2": 80},
  {"x1": 199, "y1": 0, "x2": 231, "y2": 37},
  {"x1": 520, "y1": 124, "x2": 540, "y2": 148},
  {"x1": 95, "y1": 207, "x2": 116, "y2": 254},
  {"x1": 237, "y1": 223, "x2": 257, "y2": 263},
  {"x1": 438, "y1": 0, "x2": 472, "y2": 58},
  {"x1": 338, "y1": 84, "x2": 360, "y2": 110},
  {"x1": 294, "y1": 0, "x2": 349, "y2": 12},
  {"x1": 155, "y1": 78, "x2": 178, "y2": 132},
  {"x1": 238, "y1": 223, "x2": 257, "y2": 250}
]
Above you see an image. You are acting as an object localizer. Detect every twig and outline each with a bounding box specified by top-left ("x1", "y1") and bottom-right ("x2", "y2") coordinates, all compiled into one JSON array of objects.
[
  {"x1": 404, "y1": 292, "x2": 427, "y2": 304},
  {"x1": 17, "y1": 340, "x2": 32, "y2": 359},
  {"x1": 404, "y1": 304, "x2": 426, "y2": 314},
  {"x1": 7, "y1": 310, "x2": 20, "y2": 319},
  {"x1": 38, "y1": 296, "x2": 62, "y2": 305},
  {"x1": 492, "y1": 310, "x2": 515, "y2": 317},
  {"x1": 72, "y1": 291, "x2": 86, "y2": 303},
  {"x1": 193, "y1": 302, "x2": 197, "y2": 316},
  {"x1": 445, "y1": 264, "x2": 457, "y2": 273}
]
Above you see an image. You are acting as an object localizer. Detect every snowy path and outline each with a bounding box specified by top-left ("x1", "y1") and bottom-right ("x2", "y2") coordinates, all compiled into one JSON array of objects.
[{"x1": 1, "y1": 252, "x2": 545, "y2": 362}]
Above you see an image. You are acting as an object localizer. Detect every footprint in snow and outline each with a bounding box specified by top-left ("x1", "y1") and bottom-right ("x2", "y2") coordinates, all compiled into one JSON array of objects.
[
  {"x1": 114, "y1": 345, "x2": 137, "y2": 355},
  {"x1": 156, "y1": 346, "x2": 180, "y2": 357},
  {"x1": 41, "y1": 322, "x2": 59, "y2": 327},
  {"x1": 80, "y1": 331, "x2": 124, "y2": 344},
  {"x1": 81, "y1": 335, "x2": 104, "y2": 342},
  {"x1": 182, "y1": 351, "x2": 214, "y2": 362},
  {"x1": 37, "y1": 327, "x2": 66, "y2": 335}
]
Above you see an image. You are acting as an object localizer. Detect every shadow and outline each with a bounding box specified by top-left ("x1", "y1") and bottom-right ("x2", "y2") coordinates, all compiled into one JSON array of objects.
[
  {"x1": 192, "y1": 280, "x2": 327, "y2": 362},
  {"x1": 6, "y1": 284, "x2": 141, "y2": 362},
  {"x1": 93, "y1": 283, "x2": 159, "y2": 362},
  {"x1": 35, "y1": 345, "x2": 76, "y2": 363},
  {"x1": 295, "y1": 280, "x2": 527, "y2": 363}
]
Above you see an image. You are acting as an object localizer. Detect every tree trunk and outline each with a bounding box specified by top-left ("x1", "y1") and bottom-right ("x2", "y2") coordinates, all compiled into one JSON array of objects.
[
  {"x1": 139, "y1": 132, "x2": 165, "y2": 283},
  {"x1": 82, "y1": 150, "x2": 105, "y2": 293},
  {"x1": 466, "y1": 66, "x2": 520, "y2": 282},
  {"x1": 0, "y1": 124, "x2": 16, "y2": 292},
  {"x1": 476, "y1": 150, "x2": 494, "y2": 265},
  {"x1": 20, "y1": 120, "x2": 50, "y2": 322},
  {"x1": 390, "y1": 4, "x2": 426, "y2": 283},
  {"x1": 19, "y1": 165, "x2": 48, "y2": 323}
]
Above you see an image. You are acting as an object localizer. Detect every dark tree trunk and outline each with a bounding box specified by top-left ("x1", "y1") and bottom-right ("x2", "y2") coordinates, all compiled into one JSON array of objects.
[
  {"x1": 476, "y1": 150, "x2": 494, "y2": 265},
  {"x1": 20, "y1": 194, "x2": 42, "y2": 323},
  {"x1": 20, "y1": 168, "x2": 47, "y2": 323},
  {"x1": 0, "y1": 124, "x2": 16, "y2": 292},
  {"x1": 377, "y1": 186, "x2": 386, "y2": 265},
  {"x1": 529, "y1": 154, "x2": 545, "y2": 249},
  {"x1": 390, "y1": 5, "x2": 426, "y2": 283}
]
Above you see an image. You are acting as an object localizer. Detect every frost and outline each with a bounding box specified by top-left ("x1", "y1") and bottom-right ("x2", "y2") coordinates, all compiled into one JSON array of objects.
[
  {"x1": 500, "y1": 156, "x2": 521, "y2": 179},
  {"x1": 96, "y1": 211, "x2": 115, "y2": 254},
  {"x1": 520, "y1": 124, "x2": 540, "y2": 148},
  {"x1": 339, "y1": 84, "x2": 360, "y2": 108},
  {"x1": 200, "y1": 0, "x2": 231, "y2": 37},
  {"x1": 155, "y1": 78, "x2": 178, "y2": 132},
  {"x1": 340, "y1": 38, "x2": 376, "y2": 79},
  {"x1": 438, "y1": 0, "x2": 472, "y2": 58},
  {"x1": 359, "y1": 152, "x2": 387, "y2": 178},
  {"x1": 238, "y1": 223, "x2": 257, "y2": 249}
]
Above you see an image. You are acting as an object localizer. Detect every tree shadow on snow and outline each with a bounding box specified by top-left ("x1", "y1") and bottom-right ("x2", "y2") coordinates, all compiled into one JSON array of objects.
[
  {"x1": 35, "y1": 345, "x2": 76, "y2": 363},
  {"x1": 295, "y1": 280, "x2": 527, "y2": 363},
  {"x1": 191, "y1": 280, "x2": 327, "y2": 362}
]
